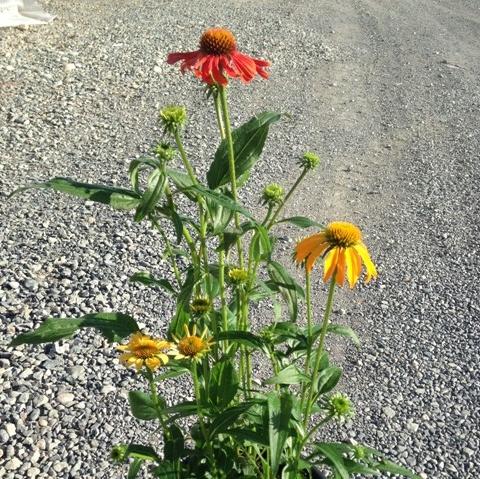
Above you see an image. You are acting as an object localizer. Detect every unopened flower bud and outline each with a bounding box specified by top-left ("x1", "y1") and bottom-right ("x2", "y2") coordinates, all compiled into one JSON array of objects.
[
  {"x1": 111, "y1": 444, "x2": 128, "y2": 463},
  {"x1": 353, "y1": 445, "x2": 367, "y2": 460},
  {"x1": 154, "y1": 142, "x2": 175, "y2": 162},
  {"x1": 190, "y1": 295, "x2": 212, "y2": 315},
  {"x1": 228, "y1": 267, "x2": 248, "y2": 285},
  {"x1": 329, "y1": 392, "x2": 354, "y2": 420},
  {"x1": 160, "y1": 105, "x2": 187, "y2": 134},
  {"x1": 299, "y1": 151, "x2": 320, "y2": 170},
  {"x1": 262, "y1": 183, "x2": 284, "y2": 206}
]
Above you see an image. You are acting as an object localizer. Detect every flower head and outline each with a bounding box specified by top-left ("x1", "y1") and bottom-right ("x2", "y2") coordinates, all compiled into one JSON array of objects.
[
  {"x1": 111, "y1": 444, "x2": 128, "y2": 463},
  {"x1": 262, "y1": 183, "x2": 284, "y2": 206},
  {"x1": 190, "y1": 295, "x2": 212, "y2": 315},
  {"x1": 228, "y1": 267, "x2": 249, "y2": 285},
  {"x1": 117, "y1": 332, "x2": 171, "y2": 372},
  {"x1": 167, "y1": 27, "x2": 270, "y2": 86},
  {"x1": 298, "y1": 151, "x2": 320, "y2": 170},
  {"x1": 171, "y1": 325, "x2": 214, "y2": 362},
  {"x1": 329, "y1": 392, "x2": 354, "y2": 420},
  {"x1": 159, "y1": 105, "x2": 187, "y2": 134},
  {"x1": 294, "y1": 221, "x2": 377, "y2": 288},
  {"x1": 153, "y1": 142, "x2": 176, "y2": 162}
]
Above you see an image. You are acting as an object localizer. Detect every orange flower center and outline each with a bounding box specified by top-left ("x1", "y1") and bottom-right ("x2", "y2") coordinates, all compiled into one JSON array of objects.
[
  {"x1": 325, "y1": 221, "x2": 362, "y2": 248},
  {"x1": 178, "y1": 336, "x2": 206, "y2": 357},
  {"x1": 200, "y1": 28, "x2": 236, "y2": 55}
]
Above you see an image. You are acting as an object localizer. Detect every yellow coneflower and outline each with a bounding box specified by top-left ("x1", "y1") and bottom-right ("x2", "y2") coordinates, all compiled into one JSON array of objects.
[
  {"x1": 117, "y1": 332, "x2": 171, "y2": 372},
  {"x1": 294, "y1": 221, "x2": 377, "y2": 288},
  {"x1": 228, "y1": 267, "x2": 249, "y2": 285},
  {"x1": 171, "y1": 325, "x2": 214, "y2": 362},
  {"x1": 190, "y1": 295, "x2": 212, "y2": 315}
]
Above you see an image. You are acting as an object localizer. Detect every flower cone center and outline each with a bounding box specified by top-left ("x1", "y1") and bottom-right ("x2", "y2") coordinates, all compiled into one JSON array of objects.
[
  {"x1": 178, "y1": 336, "x2": 205, "y2": 357},
  {"x1": 200, "y1": 28, "x2": 236, "y2": 55},
  {"x1": 325, "y1": 221, "x2": 362, "y2": 248}
]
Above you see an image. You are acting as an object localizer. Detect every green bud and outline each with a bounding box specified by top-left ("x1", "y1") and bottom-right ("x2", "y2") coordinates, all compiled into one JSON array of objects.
[
  {"x1": 111, "y1": 444, "x2": 128, "y2": 463},
  {"x1": 160, "y1": 105, "x2": 187, "y2": 134},
  {"x1": 329, "y1": 392, "x2": 354, "y2": 420},
  {"x1": 262, "y1": 183, "x2": 284, "y2": 206},
  {"x1": 353, "y1": 445, "x2": 367, "y2": 460},
  {"x1": 153, "y1": 142, "x2": 175, "y2": 162},
  {"x1": 228, "y1": 267, "x2": 249, "y2": 285},
  {"x1": 298, "y1": 151, "x2": 320, "y2": 170},
  {"x1": 190, "y1": 295, "x2": 212, "y2": 315}
]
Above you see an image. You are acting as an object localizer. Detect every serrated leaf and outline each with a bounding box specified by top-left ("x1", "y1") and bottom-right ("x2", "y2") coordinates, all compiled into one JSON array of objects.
[
  {"x1": 10, "y1": 312, "x2": 139, "y2": 346},
  {"x1": 207, "y1": 112, "x2": 281, "y2": 189},
  {"x1": 9, "y1": 177, "x2": 141, "y2": 210}
]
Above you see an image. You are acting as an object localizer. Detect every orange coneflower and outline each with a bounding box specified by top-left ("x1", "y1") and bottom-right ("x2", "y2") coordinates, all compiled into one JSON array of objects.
[
  {"x1": 294, "y1": 221, "x2": 377, "y2": 288},
  {"x1": 167, "y1": 27, "x2": 270, "y2": 86},
  {"x1": 171, "y1": 325, "x2": 214, "y2": 362}
]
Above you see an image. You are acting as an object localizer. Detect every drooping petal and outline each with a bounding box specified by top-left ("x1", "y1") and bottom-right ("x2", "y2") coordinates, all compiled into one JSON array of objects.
[
  {"x1": 211, "y1": 56, "x2": 228, "y2": 85},
  {"x1": 354, "y1": 243, "x2": 377, "y2": 283},
  {"x1": 305, "y1": 241, "x2": 330, "y2": 272},
  {"x1": 135, "y1": 358, "x2": 144, "y2": 371},
  {"x1": 335, "y1": 249, "x2": 346, "y2": 286},
  {"x1": 166, "y1": 51, "x2": 200, "y2": 64},
  {"x1": 345, "y1": 248, "x2": 361, "y2": 288},
  {"x1": 294, "y1": 233, "x2": 326, "y2": 264},
  {"x1": 323, "y1": 248, "x2": 340, "y2": 283},
  {"x1": 230, "y1": 51, "x2": 257, "y2": 82},
  {"x1": 145, "y1": 357, "x2": 161, "y2": 370}
]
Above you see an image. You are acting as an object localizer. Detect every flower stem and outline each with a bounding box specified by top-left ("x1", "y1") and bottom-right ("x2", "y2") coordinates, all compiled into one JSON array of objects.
[
  {"x1": 174, "y1": 129, "x2": 197, "y2": 185},
  {"x1": 218, "y1": 85, "x2": 244, "y2": 266},
  {"x1": 303, "y1": 269, "x2": 313, "y2": 377},
  {"x1": 266, "y1": 168, "x2": 308, "y2": 229},
  {"x1": 218, "y1": 249, "x2": 228, "y2": 350},
  {"x1": 214, "y1": 90, "x2": 226, "y2": 140},
  {"x1": 303, "y1": 277, "x2": 336, "y2": 429}
]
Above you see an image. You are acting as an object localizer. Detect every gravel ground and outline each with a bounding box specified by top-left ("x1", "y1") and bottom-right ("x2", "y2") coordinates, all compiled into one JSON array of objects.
[{"x1": 1, "y1": 0, "x2": 479, "y2": 478}]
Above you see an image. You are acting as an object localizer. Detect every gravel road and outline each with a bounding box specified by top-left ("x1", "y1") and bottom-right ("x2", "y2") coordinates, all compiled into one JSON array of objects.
[{"x1": 1, "y1": 1, "x2": 479, "y2": 478}]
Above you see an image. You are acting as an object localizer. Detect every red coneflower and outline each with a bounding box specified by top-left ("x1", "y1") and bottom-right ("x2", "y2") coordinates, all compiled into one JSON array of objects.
[{"x1": 167, "y1": 27, "x2": 270, "y2": 86}]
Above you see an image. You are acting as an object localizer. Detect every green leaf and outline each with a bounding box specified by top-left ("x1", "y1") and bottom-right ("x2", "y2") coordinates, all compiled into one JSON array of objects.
[
  {"x1": 164, "y1": 424, "x2": 185, "y2": 461},
  {"x1": 182, "y1": 184, "x2": 255, "y2": 221},
  {"x1": 267, "y1": 261, "x2": 305, "y2": 322},
  {"x1": 162, "y1": 401, "x2": 198, "y2": 421},
  {"x1": 209, "y1": 359, "x2": 239, "y2": 409},
  {"x1": 153, "y1": 461, "x2": 181, "y2": 479},
  {"x1": 128, "y1": 458, "x2": 143, "y2": 479},
  {"x1": 9, "y1": 177, "x2": 141, "y2": 210},
  {"x1": 216, "y1": 330, "x2": 265, "y2": 350},
  {"x1": 129, "y1": 272, "x2": 176, "y2": 294},
  {"x1": 124, "y1": 444, "x2": 160, "y2": 462},
  {"x1": 166, "y1": 168, "x2": 195, "y2": 191},
  {"x1": 154, "y1": 365, "x2": 190, "y2": 383},
  {"x1": 276, "y1": 216, "x2": 324, "y2": 228},
  {"x1": 210, "y1": 401, "x2": 257, "y2": 436},
  {"x1": 224, "y1": 428, "x2": 269, "y2": 446},
  {"x1": 128, "y1": 391, "x2": 158, "y2": 421},
  {"x1": 207, "y1": 112, "x2": 282, "y2": 189},
  {"x1": 268, "y1": 391, "x2": 293, "y2": 476},
  {"x1": 372, "y1": 460, "x2": 421, "y2": 478},
  {"x1": 316, "y1": 367, "x2": 342, "y2": 395},
  {"x1": 327, "y1": 324, "x2": 360, "y2": 349},
  {"x1": 129, "y1": 156, "x2": 160, "y2": 193},
  {"x1": 134, "y1": 168, "x2": 167, "y2": 222},
  {"x1": 265, "y1": 364, "x2": 310, "y2": 385},
  {"x1": 249, "y1": 225, "x2": 272, "y2": 263},
  {"x1": 10, "y1": 312, "x2": 139, "y2": 346},
  {"x1": 315, "y1": 443, "x2": 349, "y2": 479}
]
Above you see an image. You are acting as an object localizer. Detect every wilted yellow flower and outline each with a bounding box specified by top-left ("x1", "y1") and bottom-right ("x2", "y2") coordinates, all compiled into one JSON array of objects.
[
  {"x1": 294, "y1": 221, "x2": 377, "y2": 288},
  {"x1": 117, "y1": 332, "x2": 171, "y2": 372},
  {"x1": 171, "y1": 325, "x2": 214, "y2": 362}
]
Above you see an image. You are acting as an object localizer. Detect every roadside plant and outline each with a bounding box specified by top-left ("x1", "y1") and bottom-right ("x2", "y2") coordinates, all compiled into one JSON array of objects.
[{"x1": 9, "y1": 27, "x2": 420, "y2": 479}]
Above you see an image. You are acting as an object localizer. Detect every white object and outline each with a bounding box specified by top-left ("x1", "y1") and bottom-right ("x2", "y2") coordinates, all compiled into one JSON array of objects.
[{"x1": 0, "y1": 0, "x2": 55, "y2": 28}]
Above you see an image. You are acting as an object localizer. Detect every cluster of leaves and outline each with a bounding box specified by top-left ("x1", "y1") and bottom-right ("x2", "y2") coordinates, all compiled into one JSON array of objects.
[{"x1": 10, "y1": 92, "x2": 419, "y2": 479}]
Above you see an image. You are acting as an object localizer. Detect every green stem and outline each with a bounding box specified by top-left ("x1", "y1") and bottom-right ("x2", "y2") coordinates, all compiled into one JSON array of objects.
[
  {"x1": 266, "y1": 168, "x2": 308, "y2": 230},
  {"x1": 303, "y1": 277, "x2": 336, "y2": 429},
  {"x1": 146, "y1": 372, "x2": 170, "y2": 439},
  {"x1": 218, "y1": 85, "x2": 244, "y2": 266},
  {"x1": 214, "y1": 90, "x2": 226, "y2": 140},
  {"x1": 218, "y1": 249, "x2": 228, "y2": 349},
  {"x1": 304, "y1": 270, "x2": 313, "y2": 376},
  {"x1": 174, "y1": 129, "x2": 197, "y2": 185},
  {"x1": 303, "y1": 414, "x2": 334, "y2": 445}
]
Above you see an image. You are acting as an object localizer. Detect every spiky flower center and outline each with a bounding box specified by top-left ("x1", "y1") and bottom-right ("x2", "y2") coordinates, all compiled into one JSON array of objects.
[
  {"x1": 131, "y1": 339, "x2": 163, "y2": 358},
  {"x1": 325, "y1": 221, "x2": 362, "y2": 248},
  {"x1": 200, "y1": 28, "x2": 236, "y2": 55},
  {"x1": 178, "y1": 336, "x2": 206, "y2": 357},
  {"x1": 190, "y1": 296, "x2": 212, "y2": 314}
]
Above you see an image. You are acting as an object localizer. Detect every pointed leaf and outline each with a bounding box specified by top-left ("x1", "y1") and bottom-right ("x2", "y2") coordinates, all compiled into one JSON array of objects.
[
  {"x1": 315, "y1": 443, "x2": 349, "y2": 479},
  {"x1": 210, "y1": 359, "x2": 239, "y2": 408},
  {"x1": 124, "y1": 444, "x2": 160, "y2": 461},
  {"x1": 276, "y1": 216, "x2": 324, "y2": 228},
  {"x1": 207, "y1": 112, "x2": 282, "y2": 189},
  {"x1": 10, "y1": 312, "x2": 139, "y2": 346},
  {"x1": 216, "y1": 330, "x2": 265, "y2": 350},
  {"x1": 130, "y1": 272, "x2": 176, "y2": 294},
  {"x1": 327, "y1": 324, "x2": 360, "y2": 349},
  {"x1": 127, "y1": 458, "x2": 143, "y2": 479},
  {"x1": 9, "y1": 177, "x2": 141, "y2": 210},
  {"x1": 268, "y1": 392, "x2": 293, "y2": 476},
  {"x1": 128, "y1": 391, "x2": 158, "y2": 421},
  {"x1": 265, "y1": 364, "x2": 310, "y2": 385},
  {"x1": 210, "y1": 401, "x2": 257, "y2": 436},
  {"x1": 316, "y1": 367, "x2": 342, "y2": 395}
]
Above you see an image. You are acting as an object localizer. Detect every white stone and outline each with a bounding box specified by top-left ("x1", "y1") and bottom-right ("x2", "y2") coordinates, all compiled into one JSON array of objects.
[
  {"x1": 5, "y1": 423, "x2": 16, "y2": 437},
  {"x1": 382, "y1": 406, "x2": 396, "y2": 418},
  {"x1": 64, "y1": 63, "x2": 76, "y2": 72},
  {"x1": 101, "y1": 384, "x2": 116, "y2": 394},
  {"x1": 57, "y1": 392, "x2": 75, "y2": 405},
  {"x1": 407, "y1": 421, "x2": 419, "y2": 432},
  {"x1": 5, "y1": 457, "x2": 22, "y2": 470},
  {"x1": 27, "y1": 467, "x2": 41, "y2": 478}
]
